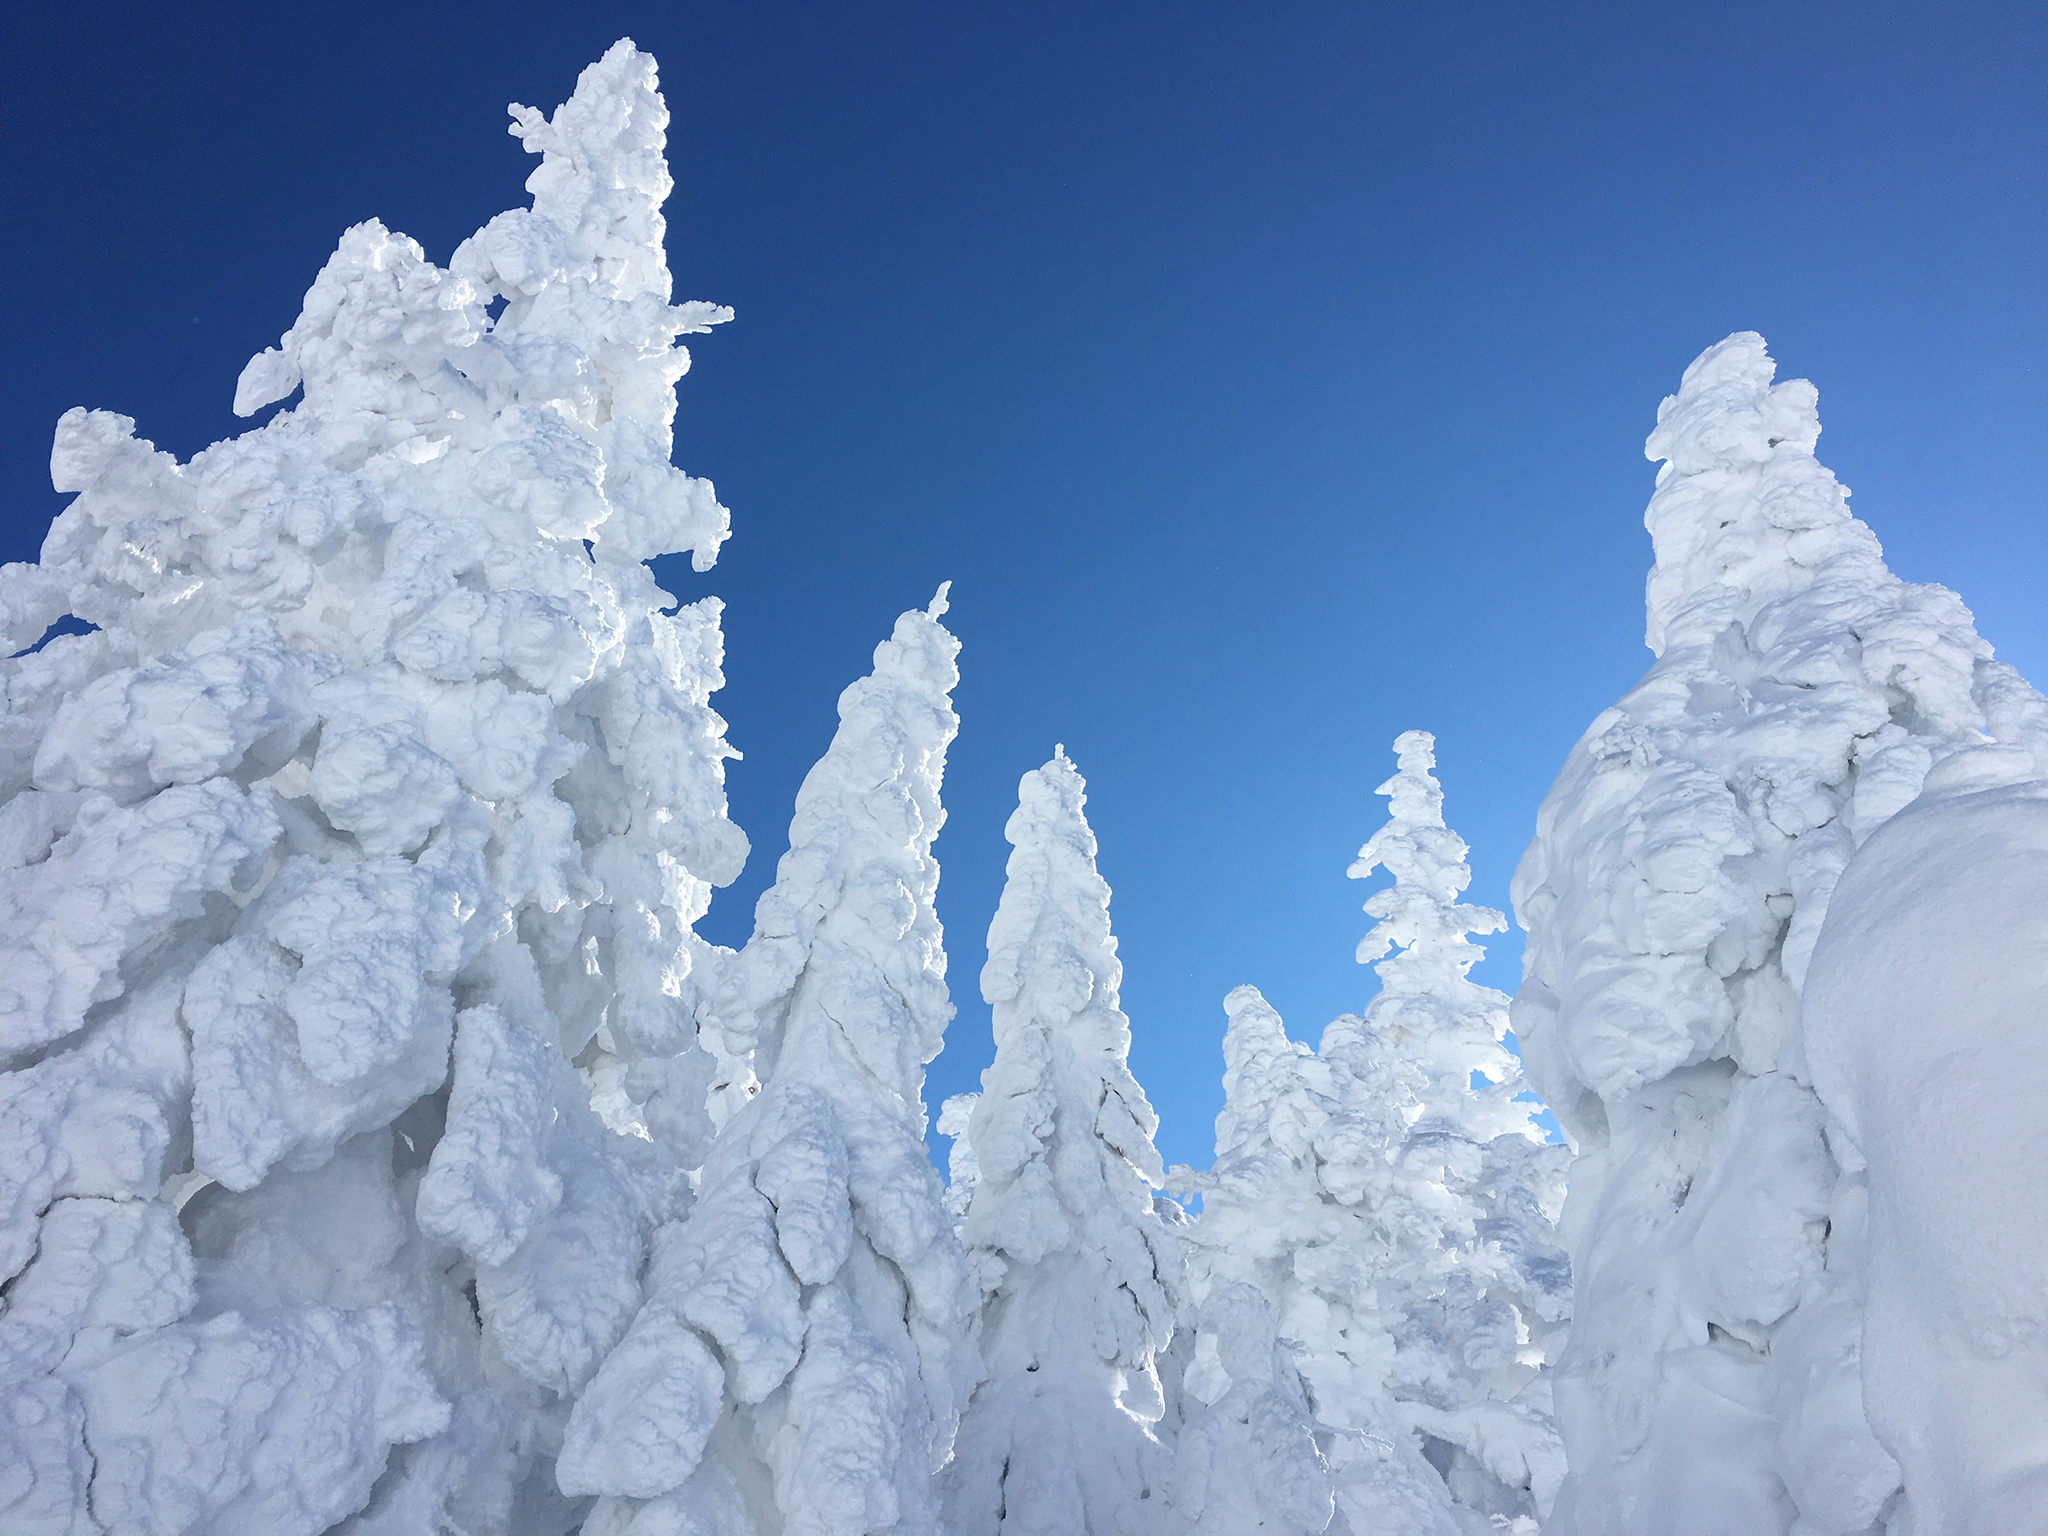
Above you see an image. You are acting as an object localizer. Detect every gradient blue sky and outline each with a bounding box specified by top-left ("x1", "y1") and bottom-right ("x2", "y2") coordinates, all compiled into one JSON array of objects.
[{"x1": 4, "y1": 3, "x2": 2042, "y2": 1170}]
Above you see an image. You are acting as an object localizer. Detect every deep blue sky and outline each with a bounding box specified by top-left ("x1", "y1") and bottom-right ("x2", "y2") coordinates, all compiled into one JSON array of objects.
[{"x1": 4, "y1": 3, "x2": 2042, "y2": 1171}]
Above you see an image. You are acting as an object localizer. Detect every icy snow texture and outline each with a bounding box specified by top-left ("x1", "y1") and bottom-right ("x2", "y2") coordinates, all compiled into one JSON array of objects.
[
  {"x1": 567, "y1": 592, "x2": 975, "y2": 1536},
  {"x1": 1176, "y1": 733, "x2": 1568, "y2": 1536},
  {"x1": 941, "y1": 749, "x2": 1182, "y2": 1536},
  {"x1": 1, "y1": 40, "x2": 745, "y2": 1535},
  {"x1": 1512, "y1": 332, "x2": 2048, "y2": 1535},
  {"x1": 1803, "y1": 779, "x2": 2048, "y2": 1533}
]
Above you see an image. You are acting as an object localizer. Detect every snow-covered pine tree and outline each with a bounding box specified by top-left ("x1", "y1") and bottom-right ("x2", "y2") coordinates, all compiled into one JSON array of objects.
[
  {"x1": 1340, "y1": 731, "x2": 1567, "y2": 1529},
  {"x1": 0, "y1": 41, "x2": 745, "y2": 1535},
  {"x1": 940, "y1": 748, "x2": 1182, "y2": 1536},
  {"x1": 1168, "y1": 993, "x2": 1338, "y2": 1536},
  {"x1": 1511, "y1": 332, "x2": 2048, "y2": 1535},
  {"x1": 1179, "y1": 732, "x2": 1566, "y2": 1536},
  {"x1": 561, "y1": 590, "x2": 974, "y2": 1536}
]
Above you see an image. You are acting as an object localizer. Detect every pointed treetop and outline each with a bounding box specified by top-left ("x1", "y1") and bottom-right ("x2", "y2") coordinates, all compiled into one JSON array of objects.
[
  {"x1": 1349, "y1": 731, "x2": 1505, "y2": 988},
  {"x1": 979, "y1": 748, "x2": 1107, "y2": 1015},
  {"x1": 507, "y1": 38, "x2": 676, "y2": 303},
  {"x1": 713, "y1": 595, "x2": 962, "y2": 1092},
  {"x1": 1640, "y1": 331, "x2": 1884, "y2": 655},
  {"x1": 970, "y1": 745, "x2": 1167, "y2": 1202}
]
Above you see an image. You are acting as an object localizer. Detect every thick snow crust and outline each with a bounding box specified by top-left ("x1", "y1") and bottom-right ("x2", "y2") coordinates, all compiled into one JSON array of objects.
[
  {"x1": 1512, "y1": 332, "x2": 2048, "y2": 1535},
  {"x1": 941, "y1": 749, "x2": 1182, "y2": 1536},
  {"x1": 1803, "y1": 779, "x2": 2048, "y2": 1533},
  {"x1": 1, "y1": 40, "x2": 747, "y2": 1536},
  {"x1": 1176, "y1": 733, "x2": 1568, "y2": 1536}
]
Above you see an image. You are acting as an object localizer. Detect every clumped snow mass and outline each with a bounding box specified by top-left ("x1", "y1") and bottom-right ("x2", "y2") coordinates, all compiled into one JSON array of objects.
[
  {"x1": 3, "y1": 36, "x2": 2043, "y2": 1536},
  {"x1": 1513, "y1": 333, "x2": 2048, "y2": 1536},
  {"x1": 3, "y1": 39, "x2": 742, "y2": 1536}
]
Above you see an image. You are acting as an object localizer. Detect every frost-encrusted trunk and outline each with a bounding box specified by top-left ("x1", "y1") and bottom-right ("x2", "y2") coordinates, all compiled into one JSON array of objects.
[
  {"x1": 940, "y1": 750, "x2": 1183, "y2": 1536},
  {"x1": 1174, "y1": 734, "x2": 1567, "y2": 1536},
  {"x1": 1511, "y1": 332, "x2": 2048, "y2": 1535},
  {"x1": 0, "y1": 40, "x2": 746, "y2": 1536},
  {"x1": 563, "y1": 591, "x2": 975, "y2": 1536}
]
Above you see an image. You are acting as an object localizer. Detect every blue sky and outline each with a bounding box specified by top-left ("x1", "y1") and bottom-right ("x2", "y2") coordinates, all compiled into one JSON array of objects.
[{"x1": 4, "y1": 2, "x2": 2041, "y2": 1171}]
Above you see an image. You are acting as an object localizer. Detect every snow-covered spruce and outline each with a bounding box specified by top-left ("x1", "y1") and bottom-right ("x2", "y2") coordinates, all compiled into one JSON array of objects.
[
  {"x1": 940, "y1": 749, "x2": 1182, "y2": 1536},
  {"x1": 1176, "y1": 733, "x2": 1567, "y2": 1536},
  {"x1": 1511, "y1": 332, "x2": 2048, "y2": 1535},
  {"x1": 0, "y1": 41, "x2": 744, "y2": 1536},
  {"x1": 563, "y1": 590, "x2": 974, "y2": 1536}
]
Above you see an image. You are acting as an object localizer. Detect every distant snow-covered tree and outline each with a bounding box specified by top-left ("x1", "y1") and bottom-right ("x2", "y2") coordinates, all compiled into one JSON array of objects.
[
  {"x1": 1511, "y1": 332, "x2": 2048, "y2": 1535},
  {"x1": 1168, "y1": 994, "x2": 1338, "y2": 1536},
  {"x1": 941, "y1": 749, "x2": 1183, "y2": 1536},
  {"x1": 1341, "y1": 731, "x2": 1567, "y2": 1528},
  {"x1": 562, "y1": 590, "x2": 974, "y2": 1536},
  {"x1": 1178, "y1": 732, "x2": 1566, "y2": 1536},
  {"x1": 0, "y1": 40, "x2": 744, "y2": 1536}
]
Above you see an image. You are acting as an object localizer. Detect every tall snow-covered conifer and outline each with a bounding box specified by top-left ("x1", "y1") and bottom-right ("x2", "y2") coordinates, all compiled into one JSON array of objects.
[
  {"x1": 1169, "y1": 994, "x2": 1338, "y2": 1536},
  {"x1": 1342, "y1": 732, "x2": 1567, "y2": 1528},
  {"x1": 941, "y1": 749, "x2": 1182, "y2": 1536},
  {"x1": 1180, "y1": 733, "x2": 1566, "y2": 1535},
  {"x1": 1512, "y1": 333, "x2": 2048, "y2": 1535},
  {"x1": 0, "y1": 41, "x2": 745, "y2": 1535},
  {"x1": 562, "y1": 590, "x2": 974, "y2": 1536}
]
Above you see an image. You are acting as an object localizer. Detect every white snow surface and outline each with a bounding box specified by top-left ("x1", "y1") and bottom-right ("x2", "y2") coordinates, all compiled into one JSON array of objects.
[
  {"x1": 1803, "y1": 778, "x2": 2048, "y2": 1533},
  {"x1": 2, "y1": 40, "x2": 745, "y2": 1536},
  {"x1": 941, "y1": 749, "x2": 1181, "y2": 1536},
  {"x1": 1512, "y1": 331, "x2": 2048, "y2": 1535}
]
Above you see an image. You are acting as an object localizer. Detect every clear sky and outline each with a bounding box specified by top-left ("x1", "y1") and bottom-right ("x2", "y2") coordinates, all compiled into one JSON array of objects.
[{"x1": 4, "y1": 2, "x2": 2042, "y2": 1171}]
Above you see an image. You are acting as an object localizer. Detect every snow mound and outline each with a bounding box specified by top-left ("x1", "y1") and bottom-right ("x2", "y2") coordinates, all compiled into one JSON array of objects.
[{"x1": 1803, "y1": 778, "x2": 2048, "y2": 1532}]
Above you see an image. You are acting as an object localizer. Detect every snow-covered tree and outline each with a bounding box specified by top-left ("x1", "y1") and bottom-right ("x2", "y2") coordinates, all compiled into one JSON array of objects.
[
  {"x1": 0, "y1": 40, "x2": 745, "y2": 1534},
  {"x1": 1179, "y1": 732, "x2": 1566, "y2": 1536},
  {"x1": 1344, "y1": 732, "x2": 1568, "y2": 1526},
  {"x1": 1511, "y1": 332, "x2": 2048, "y2": 1535},
  {"x1": 1168, "y1": 994, "x2": 1338, "y2": 1536},
  {"x1": 562, "y1": 590, "x2": 974, "y2": 1536},
  {"x1": 940, "y1": 749, "x2": 1182, "y2": 1536}
]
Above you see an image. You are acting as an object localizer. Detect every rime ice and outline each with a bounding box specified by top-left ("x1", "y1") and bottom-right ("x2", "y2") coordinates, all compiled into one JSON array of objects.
[
  {"x1": 1174, "y1": 732, "x2": 1568, "y2": 1536},
  {"x1": 4, "y1": 26, "x2": 2044, "y2": 1528},
  {"x1": 1, "y1": 40, "x2": 743, "y2": 1535},
  {"x1": 942, "y1": 749, "x2": 1183, "y2": 1536},
  {"x1": 1513, "y1": 332, "x2": 2048, "y2": 1535}
]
